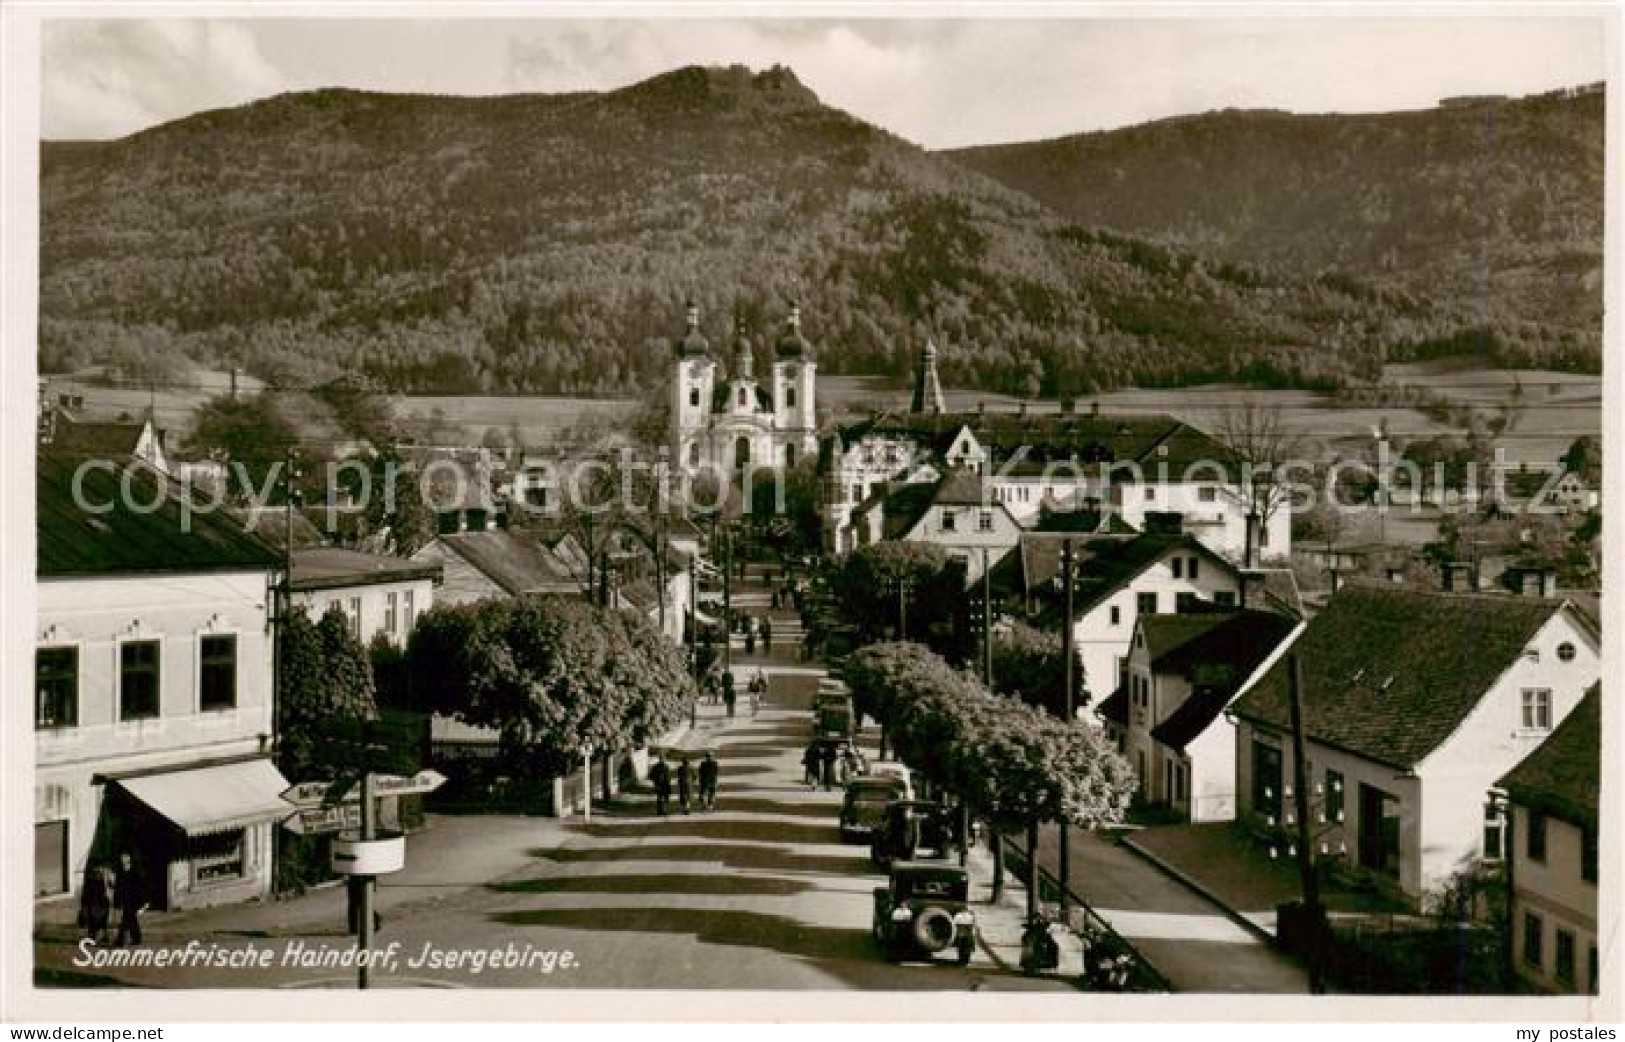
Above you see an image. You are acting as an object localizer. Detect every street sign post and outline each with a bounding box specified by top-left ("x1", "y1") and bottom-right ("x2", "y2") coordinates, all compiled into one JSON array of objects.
[{"x1": 280, "y1": 769, "x2": 447, "y2": 809}]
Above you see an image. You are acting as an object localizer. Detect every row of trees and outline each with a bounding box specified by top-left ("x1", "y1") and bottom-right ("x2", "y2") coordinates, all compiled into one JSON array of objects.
[{"x1": 841, "y1": 642, "x2": 1134, "y2": 904}]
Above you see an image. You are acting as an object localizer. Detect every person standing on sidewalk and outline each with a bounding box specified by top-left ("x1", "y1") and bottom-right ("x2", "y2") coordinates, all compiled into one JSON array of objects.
[
  {"x1": 112, "y1": 852, "x2": 145, "y2": 947},
  {"x1": 78, "y1": 862, "x2": 111, "y2": 945},
  {"x1": 675, "y1": 759, "x2": 693, "y2": 814},
  {"x1": 698, "y1": 751, "x2": 719, "y2": 810},
  {"x1": 761, "y1": 618, "x2": 772, "y2": 653},
  {"x1": 649, "y1": 755, "x2": 672, "y2": 816},
  {"x1": 820, "y1": 742, "x2": 838, "y2": 791},
  {"x1": 802, "y1": 743, "x2": 820, "y2": 788}
]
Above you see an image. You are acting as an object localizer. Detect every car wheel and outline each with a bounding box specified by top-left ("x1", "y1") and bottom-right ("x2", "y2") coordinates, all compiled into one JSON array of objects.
[{"x1": 912, "y1": 905, "x2": 957, "y2": 954}]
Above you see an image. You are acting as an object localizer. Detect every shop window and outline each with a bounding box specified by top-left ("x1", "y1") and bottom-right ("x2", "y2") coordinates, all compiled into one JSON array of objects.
[
  {"x1": 189, "y1": 830, "x2": 246, "y2": 885},
  {"x1": 199, "y1": 634, "x2": 237, "y2": 711},
  {"x1": 120, "y1": 640, "x2": 160, "y2": 721},
  {"x1": 35, "y1": 647, "x2": 77, "y2": 730}
]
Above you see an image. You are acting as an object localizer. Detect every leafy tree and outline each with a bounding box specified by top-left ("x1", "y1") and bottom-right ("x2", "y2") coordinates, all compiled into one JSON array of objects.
[
  {"x1": 991, "y1": 621, "x2": 1076, "y2": 716},
  {"x1": 831, "y1": 542, "x2": 963, "y2": 657},
  {"x1": 277, "y1": 606, "x2": 380, "y2": 781}
]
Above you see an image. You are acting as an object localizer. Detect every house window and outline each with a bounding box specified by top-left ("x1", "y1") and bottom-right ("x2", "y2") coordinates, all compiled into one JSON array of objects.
[
  {"x1": 941, "y1": 510, "x2": 957, "y2": 533},
  {"x1": 1582, "y1": 827, "x2": 1598, "y2": 883},
  {"x1": 35, "y1": 647, "x2": 77, "y2": 730},
  {"x1": 1145, "y1": 487, "x2": 1156, "y2": 502},
  {"x1": 1252, "y1": 741, "x2": 1282, "y2": 821},
  {"x1": 1171, "y1": 558, "x2": 1183, "y2": 579},
  {"x1": 1137, "y1": 592, "x2": 1158, "y2": 616},
  {"x1": 738, "y1": 388, "x2": 748, "y2": 408},
  {"x1": 1357, "y1": 783, "x2": 1401, "y2": 876},
  {"x1": 1482, "y1": 802, "x2": 1504, "y2": 860},
  {"x1": 785, "y1": 445, "x2": 797, "y2": 468},
  {"x1": 119, "y1": 640, "x2": 161, "y2": 721},
  {"x1": 1523, "y1": 911, "x2": 1544, "y2": 969},
  {"x1": 1110, "y1": 606, "x2": 1121, "y2": 626},
  {"x1": 199, "y1": 634, "x2": 237, "y2": 711},
  {"x1": 1199, "y1": 486, "x2": 1217, "y2": 503},
  {"x1": 1527, "y1": 812, "x2": 1547, "y2": 863},
  {"x1": 347, "y1": 597, "x2": 362, "y2": 638},
  {"x1": 384, "y1": 592, "x2": 398, "y2": 636},
  {"x1": 786, "y1": 386, "x2": 797, "y2": 408},
  {"x1": 689, "y1": 388, "x2": 700, "y2": 408},
  {"x1": 188, "y1": 829, "x2": 245, "y2": 885},
  {"x1": 1557, "y1": 642, "x2": 1576, "y2": 662},
  {"x1": 1521, "y1": 689, "x2": 1552, "y2": 731},
  {"x1": 1325, "y1": 769, "x2": 1345, "y2": 826},
  {"x1": 1556, "y1": 930, "x2": 1576, "y2": 987},
  {"x1": 1188, "y1": 556, "x2": 1200, "y2": 580},
  {"x1": 1215, "y1": 591, "x2": 1237, "y2": 607},
  {"x1": 978, "y1": 510, "x2": 994, "y2": 532},
  {"x1": 404, "y1": 590, "x2": 416, "y2": 633}
]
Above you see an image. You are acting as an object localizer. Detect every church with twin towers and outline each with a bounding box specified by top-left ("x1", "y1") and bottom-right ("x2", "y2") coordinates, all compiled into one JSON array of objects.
[{"x1": 669, "y1": 301, "x2": 820, "y2": 475}]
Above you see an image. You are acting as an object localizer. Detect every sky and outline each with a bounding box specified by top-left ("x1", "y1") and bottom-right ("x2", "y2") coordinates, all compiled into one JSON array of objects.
[{"x1": 39, "y1": 12, "x2": 1610, "y2": 148}]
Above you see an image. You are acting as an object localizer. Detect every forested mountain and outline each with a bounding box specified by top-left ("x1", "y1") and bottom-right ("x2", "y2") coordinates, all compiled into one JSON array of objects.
[
  {"x1": 946, "y1": 85, "x2": 1604, "y2": 364},
  {"x1": 39, "y1": 65, "x2": 1595, "y2": 399}
]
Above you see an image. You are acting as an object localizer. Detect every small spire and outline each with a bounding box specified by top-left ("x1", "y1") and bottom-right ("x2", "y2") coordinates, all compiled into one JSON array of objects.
[{"x1": 911, "y1": 338, "x2": 946, "y2": 415}]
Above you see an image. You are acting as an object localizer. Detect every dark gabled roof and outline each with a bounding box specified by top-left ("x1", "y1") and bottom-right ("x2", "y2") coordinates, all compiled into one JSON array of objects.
[
  {"x1": 46, "y1": 415, "x2": 154, "y2": 459},
  {"x1": 1097, "y1": 684, "x2": 1129, "y2": 727},
  {"x1": 1068, "y1": 532, "x2": 1236, "y2": 618},
  {"x1": 934, "y1": 470, "x2": 991, "y2": 506},
  {"x1": 1147, "y1": 611, "x2": 1299, "y2": 752},
  {"x1": 228, "y1": 505, "x2": 328, "y2": 551},
  {"x1": 877, "y1": 482, "x2": 943, "y2": 542},
  {"x1": 290, "y1": 547, "x2": 442, "y2": 592},
  {"x1": 437, "y1": 530, "x2": 579, "y2": 597},
  {"x1": 1232, "y1": 582, "x2": 1580, "y2": 770},
  {"x1": 1498, "y1": 683, "x2": 1600, "y2": 829},
  {"x1": 38, "y1": 452, "x2": 279, "y2": 578},
  {"x1": 1032, "y1": 507, "x2": 1133, "y2": 535}
]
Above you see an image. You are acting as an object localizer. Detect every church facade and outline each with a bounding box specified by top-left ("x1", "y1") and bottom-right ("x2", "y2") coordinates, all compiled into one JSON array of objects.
[{"x1": 670, "y1": 302, "x2": 819, "y2": 475}]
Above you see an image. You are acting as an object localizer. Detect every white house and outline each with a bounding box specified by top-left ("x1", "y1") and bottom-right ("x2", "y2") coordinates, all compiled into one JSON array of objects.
[
  {"x1": 1498, "y1": 683, "x2": 1600, "y2": 994},
  {"x1": 1044, "y1": 530, "x2": 1247, "y2": 705},
  {"x1": 849, "y1": 469, "x2": 1023, "y2": 583},
  {"x1": 35, "y1": 453, "x2": 288, "y2": 910},
  {"x1": 1096, "y1": 609, "x2": 1299, "y2": 821},
  {"x1": 289, "y1": 547, "x2": 442, "y2": 647},
  {"x1": 1231, "y1": 582, "x2": 1600, "y2": 904}
]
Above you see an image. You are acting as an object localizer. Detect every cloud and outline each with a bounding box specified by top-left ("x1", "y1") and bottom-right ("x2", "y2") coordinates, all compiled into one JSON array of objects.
[{"x1": 42, "y1": 19, "x2": 283, "y2": 139}]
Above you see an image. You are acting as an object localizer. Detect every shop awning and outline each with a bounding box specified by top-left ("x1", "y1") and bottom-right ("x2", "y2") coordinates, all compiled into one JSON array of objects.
[{"x1": 116, "y1": 759, "x2": 292, "y2": 836}]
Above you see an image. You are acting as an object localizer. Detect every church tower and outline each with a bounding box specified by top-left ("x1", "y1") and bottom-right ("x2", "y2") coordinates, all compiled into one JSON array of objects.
[
  {"x1": 771, "y1": 303, "x2": 818, "y2": 469},
  {"x1": 910, "y1": 339, "x2": 946, "y2": 414},
  {"x1": 671, "y1": 301, "x2": 716, "y2": 472}
]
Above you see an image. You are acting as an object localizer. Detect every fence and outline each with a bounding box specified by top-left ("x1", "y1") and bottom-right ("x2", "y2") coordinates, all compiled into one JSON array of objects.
[{"x1": 997, "y1": 833, "x2": 1173, "y2": 992}]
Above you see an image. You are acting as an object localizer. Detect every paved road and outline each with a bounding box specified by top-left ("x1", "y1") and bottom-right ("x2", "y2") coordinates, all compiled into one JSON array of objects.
[{"x1": 36, "y1": 650, "x2": 1069, "y2": 992}]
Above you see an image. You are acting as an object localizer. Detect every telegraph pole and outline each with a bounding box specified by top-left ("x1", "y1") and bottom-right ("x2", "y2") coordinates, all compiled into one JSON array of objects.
[
  {"x1": 971, "y1": 547, "x2": 991, "y2": 869},
  {"x1": 1059, "y1": 537, "x2": 1075, "y2": 915},
  {"x1": 1287, "y1": 654, "x2": 1325, "y2": 994},
  {"x1": 722, "y1": 524, "x2": 733, "y2": 674}
]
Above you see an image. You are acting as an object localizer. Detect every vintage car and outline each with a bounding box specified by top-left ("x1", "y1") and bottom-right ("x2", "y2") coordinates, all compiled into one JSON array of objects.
[
  {"x1": 869, "y1": 799, "x2": 955, "y2": 867},
  {"x1": 839, "y1": 776, "x2": 908, "y2": 842},
  {"x1": 860, "y1": 760, "x2": 915, "y2": 800},
  {"x1": 871, "y1": 862, "x2": 976, "y2": 965},
  {"x1": 812, "y1": 692, "x2": 856, "y2": 739}
]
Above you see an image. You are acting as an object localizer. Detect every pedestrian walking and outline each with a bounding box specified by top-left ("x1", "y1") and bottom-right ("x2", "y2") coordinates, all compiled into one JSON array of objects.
[
  {"x1": 112, "y1": 852, "x2": 145, "y2": 947},
  {"x1": 698, "y1": 751, "x2": 719, "y2": 810},
  {"x1": 840, "y1": 746, "x2": 861, "y2": 784},
  {"x1": 761, "y1": 618, "x2": 772, "y2": 652},
  {"x1": 802, "y1": 743, "x2": 820, "y2": 788},
  {"x1": 820, "y1": 741, "x2": 838, "y2": 791},
  {"x1": 750, "y1": 669, "x2": 768, "y2": 714},
  {"x1": 676, "y1": 759, "x2": 693, "y2": 814},
  {"x1": 650, "y1": 755, "x2": 672, "y2": 816},
  {"x1": 722, "y1": 671, "x2": 736, "y2": 718},
  {"x1": 78, "y1": 862, "x2": 111, "y2": 945}
]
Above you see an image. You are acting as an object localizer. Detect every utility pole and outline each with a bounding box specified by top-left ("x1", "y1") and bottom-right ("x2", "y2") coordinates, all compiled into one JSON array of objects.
[
  {"x1": 722, "y1": 524, "x2": 733, "y2": 674},
  {"x1": 357, "y1": 770, "x2": 376, "y2": 991},
  {"x1": 1287, "y1": 654, "x2": 1325, "y2": 994},
  {"x1": 1059, "y1": 537, "x2": 1075, "y2": 916},
  {"x1": 971, "y1": 547, "x2": 991, "y2": 869}
]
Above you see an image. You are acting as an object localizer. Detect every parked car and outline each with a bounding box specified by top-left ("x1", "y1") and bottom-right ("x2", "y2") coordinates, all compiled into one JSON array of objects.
[
  {"x1": 813, "y1": 692, "x2": 856, "y2": 739},
  {"x1": 839, "y1": 776, "x2": 908, "y2": 842},
  {"x1": 872, "y1": 862, "x2": 976, "y2": 965},
  {"x1": 861, "y1": 760, "x2": 915, "y2": 800},
  {"x1": 870, "y1": 800, "x2": 955, "y2": 867}
]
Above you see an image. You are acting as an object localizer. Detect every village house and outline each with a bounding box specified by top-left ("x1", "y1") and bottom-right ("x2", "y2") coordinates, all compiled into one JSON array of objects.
[
  {"x1": 411, "y1": 528, "x2": 582, "y2": 606},
  {"x1": 1498, "y1": 683, "x2": 1600, "y2": 995},
  {"x1": 289, "y1": 547, "x2": 443, "y2": 647},
  {"x1": 35, "y1": 453, "x2": 288, "y2": 910},
  {"x1": 848, "y1": 469, "x2": 1024, "y2": 583},
  {"x1": 1230, "y1": 582, "x2": 1600, "y2": 904},
  {"x1": 1096, "y1": 609, "x2": 1299, "y2": 821}
]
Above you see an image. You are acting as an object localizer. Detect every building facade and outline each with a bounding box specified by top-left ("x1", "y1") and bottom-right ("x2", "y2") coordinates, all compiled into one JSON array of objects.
[
  {"x1": 36, "y1": 454, "x2": 288, "y2": 910},
  {"x1": 671, "y1": 302, "x2": 819, "y2": 476}
]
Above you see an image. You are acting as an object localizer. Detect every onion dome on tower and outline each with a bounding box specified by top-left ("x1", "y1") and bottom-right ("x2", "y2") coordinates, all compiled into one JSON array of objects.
[
  {"x1": 675, "y1": 300, "x2": 711, "y2": 358},
  {"x1": 775, "y1": 303, "x2": 813, "y2": 360}
]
